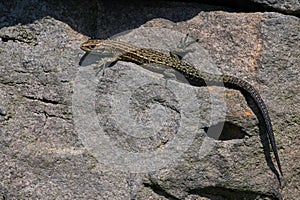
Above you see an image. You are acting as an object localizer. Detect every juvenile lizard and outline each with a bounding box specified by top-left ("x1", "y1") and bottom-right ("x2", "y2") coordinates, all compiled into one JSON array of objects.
[{"x1": 80, "y1": 38, "x2": 283, "y2": 178}]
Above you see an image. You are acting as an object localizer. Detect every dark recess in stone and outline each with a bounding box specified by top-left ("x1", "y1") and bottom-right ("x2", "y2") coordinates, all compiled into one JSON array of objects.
[
  {"x1": 188, "y1": 186, "x2": 278, "y2": 200},
  {"x1": 144, "y1": 182, "x2": 181, "y2": 200},
  {"x1": 169, "y1": 0, "x2": 300, "y2": 17},
  {"x1": 1, "y1": 37, "x2": 9, "y2": 42},
  {"x1": 204, "y1": 121, "x2": 248, "y2": 140}
]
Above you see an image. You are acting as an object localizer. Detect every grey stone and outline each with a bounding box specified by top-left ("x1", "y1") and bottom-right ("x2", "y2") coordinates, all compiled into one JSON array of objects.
[
  {"x1": 1, "y1": 1, "x2": 299, "y2": 200},
  {"x1": 252, "y1": 0, "x2": 300, "y2": 14}
]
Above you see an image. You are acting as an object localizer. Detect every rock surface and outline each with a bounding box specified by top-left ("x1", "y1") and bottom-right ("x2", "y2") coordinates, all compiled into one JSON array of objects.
[
  {"x1": 250, "y1": 0, "x2": 300, "y2": 14},
  {"x1": 0, "y1": 1, "x2": 299, "y2": 200}
]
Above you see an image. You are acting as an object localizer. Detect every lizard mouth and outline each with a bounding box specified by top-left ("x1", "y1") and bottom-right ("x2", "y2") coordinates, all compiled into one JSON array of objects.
[{"x1": 80, "y1": 43, "x2": 92, "y2": 51}]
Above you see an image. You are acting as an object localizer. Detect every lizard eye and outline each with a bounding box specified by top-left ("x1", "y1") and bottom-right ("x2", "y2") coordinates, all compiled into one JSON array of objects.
[{"x1": 89, "y1": 44, "x2": 96, "y2": 49}]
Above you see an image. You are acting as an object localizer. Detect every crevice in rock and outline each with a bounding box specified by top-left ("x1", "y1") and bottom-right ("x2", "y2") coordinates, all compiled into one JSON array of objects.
[
  {"x1": 22, "y1": 95, "x2": 60, "y2": 105},
  {"x1": 0, "y1": 35, "x2": 37, "y2": 45},
  {"x1": 204, "y1": 121, "x2": 249, "y2": 140},
  {"x1": 188, "y1": 186, "x2": 279, "y2": 200},
  {"x1": 43, "y1": 110, "x2": 71, "y2": 121},
  {"x1": 143, "y1": 182, "x2": 181, "y2": 200},
  {"x1": 42, "y1": 110, "x2": 49, "y2": 131}
]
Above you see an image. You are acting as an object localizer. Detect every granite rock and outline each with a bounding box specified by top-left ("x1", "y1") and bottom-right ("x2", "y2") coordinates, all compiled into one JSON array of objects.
[{"x1": 0, "y1": 1, "x2": 299, "y2": 200}]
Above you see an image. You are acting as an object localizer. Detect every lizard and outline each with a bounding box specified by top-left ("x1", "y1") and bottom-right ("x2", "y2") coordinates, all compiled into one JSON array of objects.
[{"x1": 80, "y1": 38, "x2": 283, "y2": 179}]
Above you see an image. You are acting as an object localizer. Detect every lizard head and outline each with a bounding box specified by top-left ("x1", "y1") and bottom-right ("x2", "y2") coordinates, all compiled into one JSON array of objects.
[
  {"x1": 80, "y1": 39, "x2": 105, "y2": 53},
  {"x1": 80, "y1": 39, "x2": 139, "y2": 55}
]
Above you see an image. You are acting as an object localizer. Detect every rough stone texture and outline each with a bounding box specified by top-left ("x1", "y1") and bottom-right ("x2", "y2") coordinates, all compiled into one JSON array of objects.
[
  {"x1": 0, "y1": 1, "x2": 299, "y2": 200},
  {"x1": 250, "y1": 0, "x2": 300, "y2": 14}
]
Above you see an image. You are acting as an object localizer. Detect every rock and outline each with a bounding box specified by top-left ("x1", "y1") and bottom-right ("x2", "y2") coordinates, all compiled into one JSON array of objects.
[
  {"x1": 0, "y1": 1, "x2": 299, "y2": 200},
  {"x1": 250, "y1": 0, "x2": 300, "y2": 14}
]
